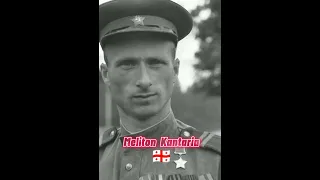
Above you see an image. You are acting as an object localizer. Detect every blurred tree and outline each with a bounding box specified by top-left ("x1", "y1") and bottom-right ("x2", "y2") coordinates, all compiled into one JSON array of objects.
[
  {"x1": 171, "y1": 80, "x2": 221, "y2": 131},
  {"x1": 191, "y1": 0, "x2": 221, "y2": 96}
]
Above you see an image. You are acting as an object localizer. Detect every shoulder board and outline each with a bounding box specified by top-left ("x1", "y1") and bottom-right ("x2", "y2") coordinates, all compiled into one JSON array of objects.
[
  {"x1": 99, "y1": 126, "x2": 118, "y2": 148},
  {"x1": 179, "y1": 127, "x2": 221, "y2": 155}
]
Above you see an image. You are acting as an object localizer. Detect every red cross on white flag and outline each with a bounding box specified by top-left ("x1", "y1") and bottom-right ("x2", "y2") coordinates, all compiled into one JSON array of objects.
[{"x1": 153, "y1": 150, "x2": 170, "y2": 162}]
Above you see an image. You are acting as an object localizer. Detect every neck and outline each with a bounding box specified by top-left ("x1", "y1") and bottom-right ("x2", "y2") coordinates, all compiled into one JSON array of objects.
[{"x1": 119, "y1": 100, "x2": 172, "y2": 134}]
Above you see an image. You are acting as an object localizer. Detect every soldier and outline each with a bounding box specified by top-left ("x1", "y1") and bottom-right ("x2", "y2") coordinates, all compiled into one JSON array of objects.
[{"x1": 99, "y1": 0, "x2": 221, "y2": 180}]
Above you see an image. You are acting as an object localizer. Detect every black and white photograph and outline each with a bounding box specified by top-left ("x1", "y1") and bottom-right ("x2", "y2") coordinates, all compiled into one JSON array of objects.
[{"x1": 99, "y1": 0, "x2": 221, "y2": 179}]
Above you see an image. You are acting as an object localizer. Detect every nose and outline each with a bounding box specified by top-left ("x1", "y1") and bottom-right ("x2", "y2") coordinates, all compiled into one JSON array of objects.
[{"x1": 136, "y1": 63, "x2": 152, "y2": 89}]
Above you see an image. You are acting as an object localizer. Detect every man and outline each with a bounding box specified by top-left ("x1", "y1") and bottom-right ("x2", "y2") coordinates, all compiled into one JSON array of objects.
[{"x1": 99, "y1": 0, "x2": 221, "y2": 180}]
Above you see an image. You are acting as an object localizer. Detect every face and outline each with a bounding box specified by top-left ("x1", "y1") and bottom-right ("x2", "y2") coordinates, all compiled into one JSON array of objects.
[{"x1": 101, "y1": 33, "x2": 179, "y2": 119}]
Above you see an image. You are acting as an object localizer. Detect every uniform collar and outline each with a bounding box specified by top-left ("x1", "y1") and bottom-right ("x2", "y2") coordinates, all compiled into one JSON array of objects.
[{"x1": 119, "y1": 110, "x2": 179, "y2": 140}]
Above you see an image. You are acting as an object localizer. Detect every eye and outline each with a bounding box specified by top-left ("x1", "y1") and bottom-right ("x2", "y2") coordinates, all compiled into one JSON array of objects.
[
  {"x1": 149, "y1": 59, "x2": 166, "y2": 67},
  {"x1": 119, "y1": 61, "x2": 136, "y2": 70}
]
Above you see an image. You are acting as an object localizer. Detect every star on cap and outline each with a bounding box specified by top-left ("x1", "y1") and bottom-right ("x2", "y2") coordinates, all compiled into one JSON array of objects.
[
  {"x1": 174, "y1": 157, "x2": 187, "y2": 169},
  {"x1": 131, "y1": 16, "x2": 145, "y2": 26}
]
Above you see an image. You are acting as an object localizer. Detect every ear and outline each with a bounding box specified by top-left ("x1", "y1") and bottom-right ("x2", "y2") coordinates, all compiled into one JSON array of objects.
[
  {"x1": 173, "y1": 58, "x2": 180, "y2": 75},
  {"x1": 100, "y1": 63, "x2": 109, "y2": 85},
  {"x1": 173, "y1": 58, "x2": 180, "y2": 84}
]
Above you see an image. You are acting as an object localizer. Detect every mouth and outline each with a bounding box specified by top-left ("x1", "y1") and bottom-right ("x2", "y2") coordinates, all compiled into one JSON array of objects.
[{"x1": 133, "y1": 93, "x2": 157, "y2": 99}]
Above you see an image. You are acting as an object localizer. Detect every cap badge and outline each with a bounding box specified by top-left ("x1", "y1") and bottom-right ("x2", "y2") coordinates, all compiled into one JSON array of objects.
[{"x1": 131, "y1": 16, "x2": 145, "y2": 26}]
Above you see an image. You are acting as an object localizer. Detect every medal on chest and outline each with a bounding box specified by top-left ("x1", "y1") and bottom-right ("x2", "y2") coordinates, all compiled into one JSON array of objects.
[{"x1": 173, "y1": 147, "x2": 187, "y2": 169}]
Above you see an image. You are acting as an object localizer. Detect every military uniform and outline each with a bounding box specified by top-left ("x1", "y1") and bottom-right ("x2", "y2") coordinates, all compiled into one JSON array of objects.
[
  {"x1": 99, "y1": 112, "x2": 221, "y2": 180},
  {"x1": 99, "y1": 0, "x2": 221, "y2": 179}
]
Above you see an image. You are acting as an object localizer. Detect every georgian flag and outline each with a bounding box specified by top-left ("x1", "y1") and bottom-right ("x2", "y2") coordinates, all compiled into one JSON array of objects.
[{"x1": 152, "y1": 150, "x2": 170, "y2": 162}]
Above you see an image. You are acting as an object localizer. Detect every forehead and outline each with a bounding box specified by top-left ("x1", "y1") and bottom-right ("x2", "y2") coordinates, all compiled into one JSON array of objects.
[{"x1": 103, "y1": 33, "x2": 175, "y2": 60}]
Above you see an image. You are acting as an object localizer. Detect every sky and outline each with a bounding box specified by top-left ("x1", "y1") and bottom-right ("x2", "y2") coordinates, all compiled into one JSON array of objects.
[{"x1": 99, "y1": 0, "x2": 205, "y2": 92}]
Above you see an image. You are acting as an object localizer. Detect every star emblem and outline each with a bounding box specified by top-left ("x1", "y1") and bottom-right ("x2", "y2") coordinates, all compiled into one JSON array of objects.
[
  {"x1": 131, "y1": 16, "x2": 145, "y2": 26},
  {"x1": 174, "y1": 157, "x2": 187, "y2": 169}
]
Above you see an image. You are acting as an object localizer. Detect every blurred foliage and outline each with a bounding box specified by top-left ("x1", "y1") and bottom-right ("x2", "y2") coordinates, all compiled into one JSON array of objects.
[
  {"x1": 171, "y1": 81, "x2": 221, "y2": 131},
  {"x1": 190, "y1": 0, "x2": 221, "y2": 96}
]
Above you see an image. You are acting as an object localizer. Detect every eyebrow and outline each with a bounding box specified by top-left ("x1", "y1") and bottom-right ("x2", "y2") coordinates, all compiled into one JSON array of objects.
[
  {"x1": 114, "y1": 58, "x2": 138, "y2": 66},
  {"x1": 115, "y1": 57, "x2": 168, "y2": 65}
]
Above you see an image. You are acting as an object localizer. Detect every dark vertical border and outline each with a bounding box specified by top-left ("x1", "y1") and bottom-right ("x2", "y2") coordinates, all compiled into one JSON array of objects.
[
  {"x1": 221, "y1": 0, "x2": 291, "y2": 179},
  {"x1": 3, "y1": 0, "x2": 98, "y2": 179},
  {"x1": 220, "y1": 0, "x2": 312, "y2": 177}
]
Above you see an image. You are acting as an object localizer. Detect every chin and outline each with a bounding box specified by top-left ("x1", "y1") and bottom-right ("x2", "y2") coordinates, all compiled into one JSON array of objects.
[{"x1": 131, "y1": 104, "x2": 161, "y2": 119}]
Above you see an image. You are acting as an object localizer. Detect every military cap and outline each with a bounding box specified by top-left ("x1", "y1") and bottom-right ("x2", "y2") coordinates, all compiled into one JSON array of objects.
[{"x1": 99, "y1": 0, "x2": 193, "y2": 48}]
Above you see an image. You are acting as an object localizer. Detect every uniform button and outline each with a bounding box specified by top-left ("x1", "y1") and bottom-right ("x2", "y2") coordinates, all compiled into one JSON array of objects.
[
  {"x1": 125, "y1": 163, "x2": 133, "y2": 171},
  {"x1": 183, "y1": 131, "x2": 190, "y2": 137},
  {"x1": 110, "y1": 130, "x2": 115, "y2": 137}
]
